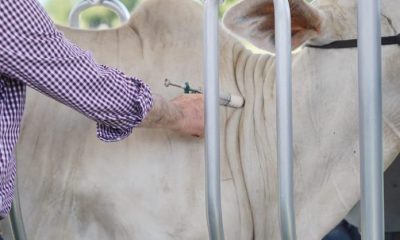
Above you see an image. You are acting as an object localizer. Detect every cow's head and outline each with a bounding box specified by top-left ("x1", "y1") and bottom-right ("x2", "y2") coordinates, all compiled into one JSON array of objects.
[{"x1": 223, "y1": 0, "x2": 399, "y2": 53}]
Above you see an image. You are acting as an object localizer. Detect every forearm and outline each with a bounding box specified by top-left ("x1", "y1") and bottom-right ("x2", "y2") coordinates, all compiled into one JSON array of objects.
[
  {"x1": 140, "y1": 94, "x2": 204, "y2": 137},
  {"x1": 139, "y1": 94, "x2": 182, "y2": 130}
]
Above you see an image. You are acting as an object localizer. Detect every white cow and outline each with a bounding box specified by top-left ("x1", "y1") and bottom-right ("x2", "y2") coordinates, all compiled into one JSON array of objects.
[{"x1": 14, "y1": 0, "x2": 400, "y2": 239}]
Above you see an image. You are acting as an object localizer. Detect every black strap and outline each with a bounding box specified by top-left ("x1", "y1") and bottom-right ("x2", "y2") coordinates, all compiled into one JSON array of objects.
[{"x1": 306, "y1": 33, "x2": 400, "y2": 49}]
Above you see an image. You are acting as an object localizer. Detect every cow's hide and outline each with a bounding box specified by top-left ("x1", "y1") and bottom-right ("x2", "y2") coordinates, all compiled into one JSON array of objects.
[{"x1": 14, "y1": 0, "x2": 400, "y2": 239}]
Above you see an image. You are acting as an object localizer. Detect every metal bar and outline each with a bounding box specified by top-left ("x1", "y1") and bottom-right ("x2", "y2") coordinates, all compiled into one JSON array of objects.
[
  {"x1": 204, "y1": 0, "x2": 224, "y2": 240},
  {"x1": 357, "y1": 0, "x2": 384, "y2": 239},
  {"x1": 69, "y1": 0, "x2": 130, "y2": 28},
  {"x1": 10, "y1": 173, "x2": 28, "y2": 240},
  {"x1": 273, "y1": 0, "x2": 296, "y2": 239}
]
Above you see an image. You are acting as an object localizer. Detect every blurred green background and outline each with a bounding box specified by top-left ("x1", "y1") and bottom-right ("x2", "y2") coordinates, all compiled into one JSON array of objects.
[{"x1": 39, "y1": 0, "x2": 239, "y2": 29}]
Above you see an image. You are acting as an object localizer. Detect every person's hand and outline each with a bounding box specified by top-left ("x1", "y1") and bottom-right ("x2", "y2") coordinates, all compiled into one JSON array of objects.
[
  {"x1": 140, "y1": 94, "x2": 204, "y2": 137},
  {"x1": 169, "y1": 94, "x2": 204, "y2": 137}
]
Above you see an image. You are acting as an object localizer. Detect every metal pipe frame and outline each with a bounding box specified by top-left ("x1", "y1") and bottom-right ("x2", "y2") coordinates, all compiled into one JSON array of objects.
[
  {"x1": 69, "y1": 0, "x2": 130, "y2": 28},
  {"x1": 203, "y1": 0, "x2": 225, "y2": 240},
  {"x1": 273, "y1": 0, "x2": 296, "y2": 239},
  {"x1": 357, "y1": 0, "x2": 385, "y2": 239}
]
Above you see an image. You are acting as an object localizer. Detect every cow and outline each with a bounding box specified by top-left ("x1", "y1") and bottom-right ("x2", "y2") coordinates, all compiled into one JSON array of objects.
[{"x1": 10, "y1": 0, "x2": 400, "y2": 239}]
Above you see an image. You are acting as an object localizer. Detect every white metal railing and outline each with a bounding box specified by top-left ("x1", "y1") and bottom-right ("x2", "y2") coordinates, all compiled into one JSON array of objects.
[
  {"x1": 273, "y1": 0, "x2": 296, "y2": 239},
  {"x1": 358, "y1": 0, "x2": 385, "y2": 239},
  {"x1": 203, "y1": 0, "x2": 225, "y2": 239},
  {"x1": 69, "y1": 0, "x2": 130, "y2": 28},
  {"x1": 203, "y1": 0, "x2": 295, "y2": 239},
  {"x1": 273, "y1": 0, "x2": 386, "y2": 239}
]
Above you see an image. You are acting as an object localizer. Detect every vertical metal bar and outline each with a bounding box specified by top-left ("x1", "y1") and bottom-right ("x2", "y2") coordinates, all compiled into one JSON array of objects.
[
  {"x1": 10, "y1": 173, "x2": 28, "y2": 240},
  {"x1": 273, "y1": 0, "x2": 296, "y2": 239},
  {"x1": 204, "y1": 0, "x2": 224, "y2": 240},
  {"x1": 358, "y1": 0, "x2": 384, "y2": 239}
]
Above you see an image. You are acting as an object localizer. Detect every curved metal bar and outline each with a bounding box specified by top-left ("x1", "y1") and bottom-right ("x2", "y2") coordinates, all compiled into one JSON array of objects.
[
  {"x1": 69, "y1": 0, "x2": 130, "y2": 28},
  {"x1": 357, "y1": 0, "x2": 385, "y2": 239},
  {"x1": 204, "y1": 0, "x2": 225, "y2": 240},
  {"x1": 273, "y1": 0, "x2": 296, "y2": 239}
]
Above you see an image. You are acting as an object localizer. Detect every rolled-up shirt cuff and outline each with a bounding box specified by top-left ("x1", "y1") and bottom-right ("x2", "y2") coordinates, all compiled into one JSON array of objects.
[
  {"x1": 96, "y1": 77, "x2": 153, "y2": 142},
  {"x1": 96, "y1": 124, "x2": 133, "y2": 142}
]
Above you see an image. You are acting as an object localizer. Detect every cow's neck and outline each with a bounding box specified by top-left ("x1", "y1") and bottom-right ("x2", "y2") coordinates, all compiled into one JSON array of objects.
[{"x1": 226, "y1": 42, "x2": 281, "y2": 239}]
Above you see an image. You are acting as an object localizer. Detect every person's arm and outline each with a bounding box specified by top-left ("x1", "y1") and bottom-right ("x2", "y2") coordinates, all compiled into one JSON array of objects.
[
  {"x1": 0, "y1": 0, "x2": 203, "y2": 140},
  {"x1": 140, "y1": 94, "x2": 204, "y2": 137}
]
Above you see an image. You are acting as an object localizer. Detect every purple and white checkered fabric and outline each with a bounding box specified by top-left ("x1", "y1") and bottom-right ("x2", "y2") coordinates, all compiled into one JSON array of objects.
[{"x1": 0, "y1": 0, "x2": 153, "y2": 217}]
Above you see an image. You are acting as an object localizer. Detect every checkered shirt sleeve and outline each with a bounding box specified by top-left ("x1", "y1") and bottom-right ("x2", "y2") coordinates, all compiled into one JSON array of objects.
[
  {"x1": 0, "y1": 0, "x2": 153, "y2": 141},
  {"x1": 0, "y1": 0, "x2": 153, "y2": 216}
]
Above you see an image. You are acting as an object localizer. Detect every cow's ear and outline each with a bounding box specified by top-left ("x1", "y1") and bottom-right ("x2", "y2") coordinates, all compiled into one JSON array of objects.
[{"x1": 223, "y1": 0, "x2": 322, "y2": 52}]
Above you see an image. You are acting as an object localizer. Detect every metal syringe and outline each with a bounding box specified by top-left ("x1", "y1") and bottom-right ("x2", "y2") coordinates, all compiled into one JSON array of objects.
[{"x1": 164, "y1": 79, "x2": 244, "y2": 108}]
